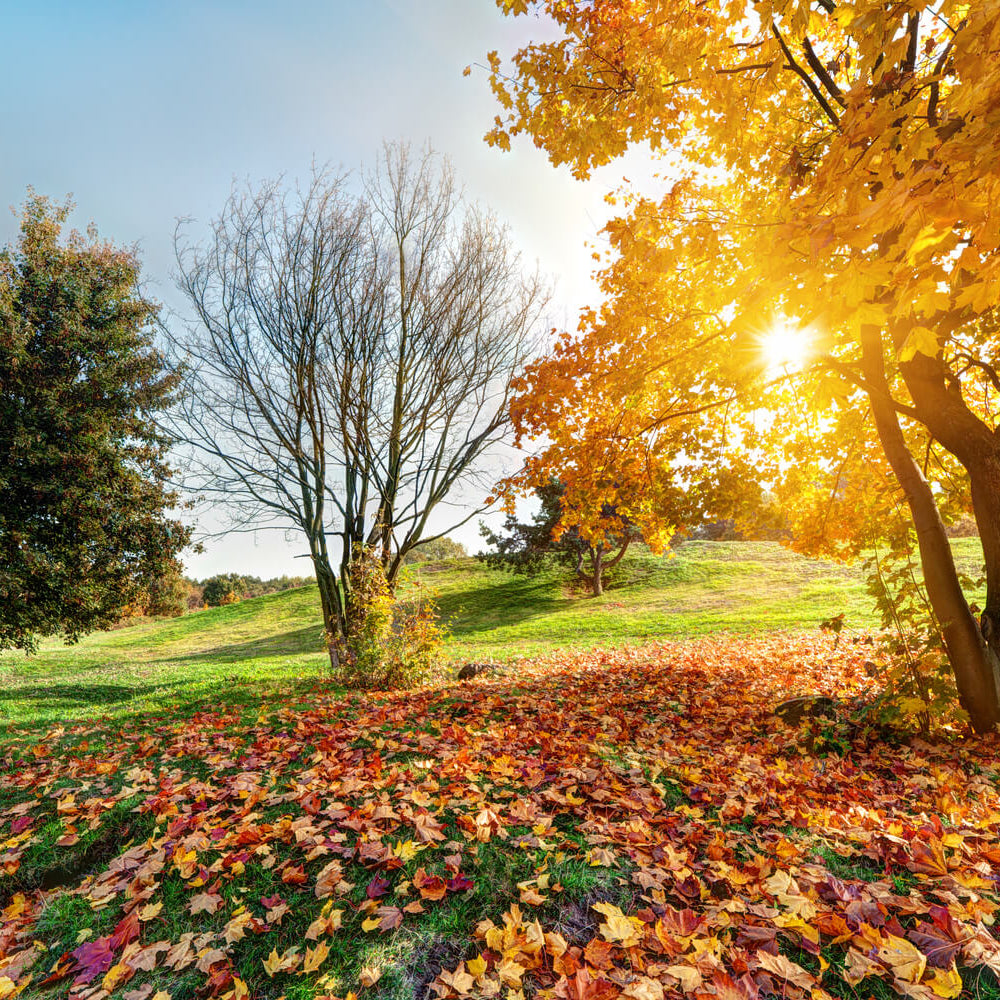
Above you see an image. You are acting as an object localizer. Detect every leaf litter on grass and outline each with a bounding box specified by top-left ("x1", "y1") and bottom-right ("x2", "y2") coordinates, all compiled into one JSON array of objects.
[{"x1": 2, "y1": 635, "x2": 1000, "y2": 999}]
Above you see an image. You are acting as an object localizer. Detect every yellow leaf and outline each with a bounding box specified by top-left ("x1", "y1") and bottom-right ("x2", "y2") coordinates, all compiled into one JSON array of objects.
[
  {"x1": 361, "y1": 915, "x2": 381, "y2": 933},
  {"x1": 925, "y1": 966, "x2": 963, "y2": 999},
  {"x1": 664, "y1": 966, "x2": 702, "y2": 991},
  {"x1": 467, "y1": 954, "x2": 487, "y2": 979},
  {"x1": 623, "y1": 976, "x2": 664, "y2": 1000},
  {"x1": 878, "y1": 934, "x2": 926, "y2": 984},
  {"x1": 0, "y1": 979, "x2": 17, "y2": 1000},
  {"x1": 263, "y1": 948, "x2": 284, "y2": 978},
  {"x1": 392, "y1": 840, "x2": 421, "y2": 862},
  {"x1": 593, "y1": 901, "x2": 643, "y2": 947},
  {"x1": 900, "y1": 327, "x2": 939, "y2": 361},
  {"x1": 138, "y1": 901, "x2": 163, "y2": 921},
  {"x1": 496, "y1": 956, "x2": 526, "y2": 986},
  {"x1": 302, "y1": 940, "x2": 331, "y2": 974},
  {"x1": 907, "y1": 223, "x2": 952, "y2": 263}
]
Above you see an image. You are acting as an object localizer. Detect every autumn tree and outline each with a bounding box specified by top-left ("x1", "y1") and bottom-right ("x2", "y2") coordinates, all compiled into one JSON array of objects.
[
  {"x1": 485, "y1": 1, "x2": 1000, "y2": 731},
  {"x1": 0, "y1": 194, "x2": 193, "y2": 652},
  {"x1": 174, "y1": 146, "x2": 546, "y2": 662},
  {"x1": 479, "y1": 479, "x2": 642, "y2": 596}
]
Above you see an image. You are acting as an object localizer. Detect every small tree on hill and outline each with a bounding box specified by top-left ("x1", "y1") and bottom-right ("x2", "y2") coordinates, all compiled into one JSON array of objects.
[
  {"x1": 144, "y1": 562, "x2": 188, "y2": 617},
  {"x1": 479, "y1": 480, "x2": 640, "y2": 596},
  {"x1": 0, "y1": 194, "x2": 192, "y2": 652},
  {"x1": 402, "y1": 537, "x2": 468, "y2": 565},
  {"x1": 201, "y1": 573, "x2": 247, "y2": 607}
]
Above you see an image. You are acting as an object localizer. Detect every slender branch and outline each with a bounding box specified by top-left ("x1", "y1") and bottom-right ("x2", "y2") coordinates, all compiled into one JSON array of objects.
[
  {"x1": 904, "y1": 12, "x2": 919, "y2": 74},
  {"x1": 771, "y1": 22, "x2": 840, "y2": 127},
  {"x1": 801, "y1": 36, "x2": 846, "y2": 106}
]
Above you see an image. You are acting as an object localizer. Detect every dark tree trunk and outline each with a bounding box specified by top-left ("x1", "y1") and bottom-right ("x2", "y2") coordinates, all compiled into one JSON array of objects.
[
  {"x1": 592, "y1": 546, "x2": 604, "y2": 596},
  {"x1": 862, "y1": 327, "x2": 1000, "y2": 732},
  {"x1": 309, "y1": 542, "x2": 345, "y2": 672},
  {"x1": 966, "y1": 458, "x2": 1000, "y2": 660}
]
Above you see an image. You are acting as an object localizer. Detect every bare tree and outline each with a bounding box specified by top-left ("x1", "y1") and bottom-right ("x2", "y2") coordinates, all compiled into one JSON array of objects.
[{"x1": 172, "y1": 146, "x2": 546, "y2": 664}]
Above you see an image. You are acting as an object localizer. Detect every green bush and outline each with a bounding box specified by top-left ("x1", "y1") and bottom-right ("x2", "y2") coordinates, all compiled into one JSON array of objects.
[
  {"x1": 145, "y1": 564, "x2": 188, "y2": 617},
  {"x1": 201, "y1": 573, "x2": 246, "y2": 607},
  {"x1": 337, "y1": 549, "x2": 446, "y2": 690}
]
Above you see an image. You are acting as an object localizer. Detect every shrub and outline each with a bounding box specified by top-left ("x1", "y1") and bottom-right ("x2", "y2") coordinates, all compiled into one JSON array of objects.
[
  {"x1": 202, "y1": 573, "x2": 247, "y2": 607},
  {"x1": 337, "y1": 549, "x2": 446, "y2": 690},
  {"x1": 402, "y1": 537, "x2": 468, "y2": 564},
  {"x1": 184, "y1": 580, "x2": 205, "y2": 611},
  {"x1": 145, "y1": 564, "x2": 187, "y2": 617}
]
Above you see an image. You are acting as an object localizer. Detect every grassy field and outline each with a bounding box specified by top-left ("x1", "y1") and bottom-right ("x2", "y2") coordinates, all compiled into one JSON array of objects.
[
  {"x1": 1, "y1": 540, "x2": 998, "y2": 1000},
  {"x1": 0, "y1": 539, "x2": 984, "y2": 728}
]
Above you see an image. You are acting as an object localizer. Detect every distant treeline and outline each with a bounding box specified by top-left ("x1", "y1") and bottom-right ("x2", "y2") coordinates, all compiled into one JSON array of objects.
[
  {"x1": 119, "y1": 539, "x2": 470, "y2": 624},
  {"x1": 118, "y1": 570, "x2": 313, "y2": 622}
]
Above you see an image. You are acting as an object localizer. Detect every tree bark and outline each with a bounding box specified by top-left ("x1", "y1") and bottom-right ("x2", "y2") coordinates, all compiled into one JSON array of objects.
[
  {"x1": 307, "y1": 536, "x2": 344, "y2": 671},
  {"x1": 970, "y1": 459, "x2": 1000, "y2": 656},
  {"x1": 897, "y1": 349, "x2": 1000, "y2": 673},
  {"x1": 861, "y1": 327, "x2": 1000, "y2": 732},
  {"x1": 592, "y1": 545, "x2": 604, "y2": 596}
]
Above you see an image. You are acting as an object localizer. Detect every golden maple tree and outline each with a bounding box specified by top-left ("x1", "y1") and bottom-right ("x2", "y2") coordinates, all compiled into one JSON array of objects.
[{"x1": 485, "y1": 0, "x2": 1000, "y2": 731}]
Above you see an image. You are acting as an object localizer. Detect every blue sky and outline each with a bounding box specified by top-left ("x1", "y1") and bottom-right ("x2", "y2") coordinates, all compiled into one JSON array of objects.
[{"x1": 2, "y1": 0, "x2": 645, "y2": 577}]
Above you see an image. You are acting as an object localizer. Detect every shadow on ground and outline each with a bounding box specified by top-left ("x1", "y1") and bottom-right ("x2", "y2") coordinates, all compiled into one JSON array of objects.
[{"x1": 162, "y1": 625, "x2": 326, "y2": 664}]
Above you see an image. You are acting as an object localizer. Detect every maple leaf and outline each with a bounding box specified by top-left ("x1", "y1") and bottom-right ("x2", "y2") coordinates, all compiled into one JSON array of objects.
[
  {"x1": 622, "y1": 977, "x2": 664, "y2": 1000},
  {"x1": 413, "y1": 867, "x2": 448, "y2": 901},
  {"x1": 359, "y1": 965, "x2": 382, "y2": 988},
  {"x1": 372, "y1": 905, "x2": 404, "y2": 932},
  {"x1": 138, "y1": 901, "x2": 163, "y2": 922},
  {"x1": 262, "y1": 949, "x2": 284, "y2": 978},
  {"x1": 189, "y1": 891, "x2": 223, "y2": 916},
  {"x1": 664, "y1": 966, "x2": 702, "y2": 991},
  {"x1": 195, "y1": 947, "x2": 228, "y2": 974},
  {"x1": 414, "y1": 811, "x2": 447, "y2": 844},
  {"x1": 756, "y1": 951, "x2": 816, "y2": 991},
  {"x1": 924, "y1": 966, "x2": 963, "y2": 999},
  {"x1": 366, "y1": 874, "x2": 391, "y2": 899},
  {"x1": 302, "y1": 940, "x2": 331, "y2": 974},
  {"x1": 71, "y1": 936, "x2": 114, "y2": 985},
  {"x1": 879, "y1": 934, "x2": 928, "y2": 984},
  {"x1": 315, "y1": 860, "x2": 346, "y2": 899},
  {"x1": 593, "y1": 902, "x2": 643, "y2": 948}
]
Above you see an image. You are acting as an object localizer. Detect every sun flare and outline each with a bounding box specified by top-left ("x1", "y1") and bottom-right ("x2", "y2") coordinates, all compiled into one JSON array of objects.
[{"x1": 761, "y1": 323, "x2": 810, "y2": 371}]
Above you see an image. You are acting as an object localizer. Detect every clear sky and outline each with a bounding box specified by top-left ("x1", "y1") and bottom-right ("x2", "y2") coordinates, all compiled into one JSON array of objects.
[{"x1": 1, "y1": 0, "x2": 646, "y2": 578}]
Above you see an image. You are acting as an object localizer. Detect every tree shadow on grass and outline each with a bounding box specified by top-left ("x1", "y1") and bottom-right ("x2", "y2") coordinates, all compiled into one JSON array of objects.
[
  {"x1": 0, "y1": 681, "x2": 165, "y2": 709},
  {"x1": 161, "y1": 625, "x2": 326, "y2": 665},
  {"x1": 435, "y1": 574, "x2": 574, "y2": 638},
  {"x1": 0, "y1": 673, "x2": 336, "y2": 737}
]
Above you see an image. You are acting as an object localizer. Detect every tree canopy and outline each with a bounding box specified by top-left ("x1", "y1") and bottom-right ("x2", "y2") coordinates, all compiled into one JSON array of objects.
[
  {"x1": 0, "y1": 195, "x2": 192, "y2": 652},
  {"x1": 485, "y1": 1, "x2": 1000, "y2": 730}
]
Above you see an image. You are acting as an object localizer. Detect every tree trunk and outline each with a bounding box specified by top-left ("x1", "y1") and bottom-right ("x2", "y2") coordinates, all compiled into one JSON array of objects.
[
  {"x1": 968, "y1": 458, "x2": 1000, "y2": 660},
  {"x1": 897, "y1": 349, "x2": 1000, "y2": 683},
  {"x1": 591, "y1": 545, "x2": 604, "y2": 596},
  {"x1": 862, "y1": 327, "x2": 1000, "y2": 732},
  {"x1": 310, "y1": 547, "x2": 345, "y2": 672}
]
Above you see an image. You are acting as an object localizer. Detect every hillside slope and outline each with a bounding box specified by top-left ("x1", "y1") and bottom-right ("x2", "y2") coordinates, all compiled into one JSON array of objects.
[{"x1": 0, "y1": 540, "x2": 983, "y2": 727}]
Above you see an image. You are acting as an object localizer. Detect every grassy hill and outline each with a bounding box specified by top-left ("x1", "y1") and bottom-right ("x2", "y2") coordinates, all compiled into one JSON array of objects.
[
  {"x1": 2, "y1": 542, "x2": 999, "y2": 1000},
  {"x1": 0, "y1": 539, "x2": 984, "y2": 728}
]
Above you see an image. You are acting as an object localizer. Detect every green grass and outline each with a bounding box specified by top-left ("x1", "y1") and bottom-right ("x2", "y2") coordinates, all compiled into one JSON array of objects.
[{"x1": 0, "y1": 539, "x2": 984, "y2": 728}]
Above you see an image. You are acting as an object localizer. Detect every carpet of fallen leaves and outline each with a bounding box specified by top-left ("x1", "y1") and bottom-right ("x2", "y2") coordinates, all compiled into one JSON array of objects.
[{"x1": 3, "y1": 634, "x2": 1000, "y2": 1000}]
